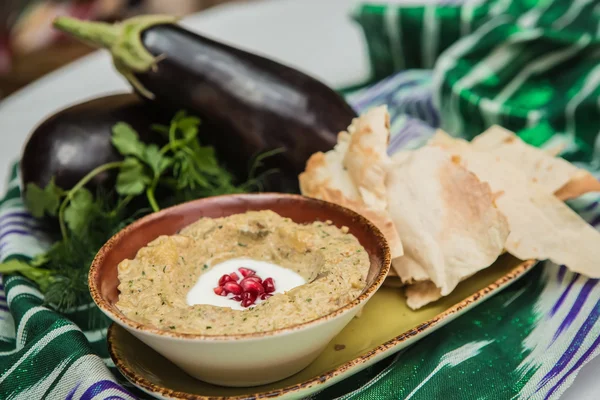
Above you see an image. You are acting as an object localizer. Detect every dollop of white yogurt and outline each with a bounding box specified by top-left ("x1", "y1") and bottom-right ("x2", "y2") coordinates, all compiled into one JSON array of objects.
[{"x1": 186, "y1": 258, "x2": 306, "y2": 311}]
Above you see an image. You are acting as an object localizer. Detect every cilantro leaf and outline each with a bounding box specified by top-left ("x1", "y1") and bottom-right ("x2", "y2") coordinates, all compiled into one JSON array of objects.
[
  {"x1": 112, "y1": 123, "x2": 146, "y2": 158},
  {"x1": 172, "y1": 110, "x2": 187, "y2": 123},
  {"x1": 64, "y1": 188, "x2": 95, "y2": 234},
  {"x1": 151, "y1": 124, "x2": 169, "y2": 136},
  {"x1": 144, "y1": 145, "x2": 172, "y2": 177},
  {"x1": 116, "y1": 157, "x2": 151, "y2": 195},
  {"x1": 176, "y1": 116, "x2": 201, "y2": 140},
  {"x1": 25, "y1": 179, "x2": 63, "y2": 218}
]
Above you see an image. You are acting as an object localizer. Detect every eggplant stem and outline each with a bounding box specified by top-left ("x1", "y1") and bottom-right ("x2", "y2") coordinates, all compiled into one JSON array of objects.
[
  {"x1": 53, "y1": 15, "x2": 179, "y2": 99},
  {"x1": 58, "y1": 161, "x2": 124, "y2": 240},
  {"x1": 53, "y1": 17, "x2": 120, "y2": 49}
]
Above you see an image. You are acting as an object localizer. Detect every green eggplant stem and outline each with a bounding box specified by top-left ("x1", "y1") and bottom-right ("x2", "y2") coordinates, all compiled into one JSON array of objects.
[
  {"x1": 53, "y1": 17, "x2": 119, "y2": 49},
  {"x1": 53, "y1": 15, "x2": 179, "y2": 99}
]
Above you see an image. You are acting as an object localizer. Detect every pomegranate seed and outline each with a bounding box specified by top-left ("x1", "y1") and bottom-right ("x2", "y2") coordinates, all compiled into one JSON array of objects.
[
  {"x1": 260, "y1": 293, "x2": 273, "y2": 300},
  {"x1": 241, "y1": 291, "x2": 257, "y2": 307},
  {"x1": 213, "y1": 286, "x2": 224, "y2": 295},
  {"x1": 232, "y1": 295, "x2": 242, "y2": 301},
  {"x1": 243, "y1": 276, "x2": 262, "y2": 284},
  {"x1": 218, "y1": 274, "x2": 233, "y2": 286},
  {"x1": 263, "y1": 277, "x2": 275, "y2": 293},
  {"x1": 229, "y1": 272, "x2": 240, "y2": 281},
  {"x1": 238, "y1": 267, "x2": 256, "y2": 277},
  {"x1": 240, "y1": 278, "x2": 265, "y2": 294},
  {"x1": 223, "y1": 281, "x2": 243, "y2": 295}
]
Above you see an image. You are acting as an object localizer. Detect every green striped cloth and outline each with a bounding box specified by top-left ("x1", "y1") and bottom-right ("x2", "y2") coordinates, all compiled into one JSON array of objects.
[
  {"x1": 1, "y1": 0, "x2": 600, "y2": 398},
  {"x1": 354, "y1": 0, "x2": 600, "y2": 161}
]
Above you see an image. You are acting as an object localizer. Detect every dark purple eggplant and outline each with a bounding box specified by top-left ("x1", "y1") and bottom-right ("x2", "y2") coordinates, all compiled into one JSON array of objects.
[
  {"x1": 21, "y1": 93, "x2": 170, "y2": 192},
  {"x1": 53, "y1": 15, "x2": 357, "y2": 193}
]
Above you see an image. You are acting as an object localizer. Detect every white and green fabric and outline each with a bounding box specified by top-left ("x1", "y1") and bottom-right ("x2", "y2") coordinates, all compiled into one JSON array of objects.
[{"x1": 2, "y1": 0, "x2": 600, "y2": 398}]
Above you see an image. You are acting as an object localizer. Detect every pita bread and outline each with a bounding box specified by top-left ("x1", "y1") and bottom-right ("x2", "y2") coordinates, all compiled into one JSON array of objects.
[
  {"x1": 405, "y1": 281, "x2": 442, "y2": 310},
  {"x1": 392, "y1": 254, "x2": 430, "y2": 284},
  {"x1": 344, "y1": 106, "x2": 390, "y2": 210},
  {"x1": 299, "y1": 131, "x2": 360, "y2": 202},
  {"x1": 386, "y1": 147, "x2": 509, "y2": 296},
  {"x1": 463, "y1": 126, "x2": 600, "y2": 199},
  {"x1": 430, "y1": 132, "x2": 600, "y2": 278},
  {"x1": 299, "y1": 107, "x2": 404, "y2": 258}
]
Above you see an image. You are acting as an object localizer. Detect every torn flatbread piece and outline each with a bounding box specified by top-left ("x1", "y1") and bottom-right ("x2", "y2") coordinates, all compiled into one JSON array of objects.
[
  {"x1": 430, "y1": 133, "x2": 600, "y2": 278},
  {"x1": 405, "y1": 281, "x2": 442, "y2": 310},
  {"x1": 299, "y1": 131, "x2": 359, "y2": 202},
  {"x1": 344, "y1": 105, "x2": 390, "y2": 211},
  {"x1": 468, "y1": 126, "x2": 600, "y2": 199},
  {"x1": 387, "y1": 146, "x2": 509, "y2": 296},
  {"x1": 299, "y1": 107, "x2": 404, "y2": 258},
  {"x1": 392, "y1": 254, "x2": 430, "y2": 285}
]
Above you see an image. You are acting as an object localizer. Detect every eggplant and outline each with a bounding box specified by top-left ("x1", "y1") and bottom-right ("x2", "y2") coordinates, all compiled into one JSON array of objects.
[
  {"x1": 53, "y1": 15, "x2": 357, "y2": 193},
  {"x1": 21, "y1": 93, "x2": 170, "y2": 192}
]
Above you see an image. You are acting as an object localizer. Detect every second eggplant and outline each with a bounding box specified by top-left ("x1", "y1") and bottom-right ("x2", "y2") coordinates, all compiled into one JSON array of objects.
[{"x1": 53, "y1": 15, "x2": 357, "y2": 193}]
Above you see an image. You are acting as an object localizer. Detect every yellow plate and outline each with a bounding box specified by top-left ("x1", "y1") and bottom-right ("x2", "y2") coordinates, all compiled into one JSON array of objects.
[{"x1": 108, "y1": 255, "x2": 536, "y2": 400}]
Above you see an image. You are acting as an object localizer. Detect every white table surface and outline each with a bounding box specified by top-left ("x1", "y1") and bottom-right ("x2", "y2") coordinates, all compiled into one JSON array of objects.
[{"x1": 0, "y1": 0, "x2": 597, "y2": 398}]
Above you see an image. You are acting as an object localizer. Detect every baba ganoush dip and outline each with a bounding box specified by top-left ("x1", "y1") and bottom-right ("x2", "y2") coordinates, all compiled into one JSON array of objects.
[{"x1": 116, "y1": 210, "x2": 370, "y2": 334}]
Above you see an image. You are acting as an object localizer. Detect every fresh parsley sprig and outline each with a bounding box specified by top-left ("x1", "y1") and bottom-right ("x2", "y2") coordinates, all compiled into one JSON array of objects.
[{"x1": 24, "y1": 111, "x2": 250, "y2": 240}]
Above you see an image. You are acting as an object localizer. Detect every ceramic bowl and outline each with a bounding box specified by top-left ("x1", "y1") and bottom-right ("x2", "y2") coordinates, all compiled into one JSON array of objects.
[{"x1": 89, "y1": 193, "x2": 391, "y2": 387}]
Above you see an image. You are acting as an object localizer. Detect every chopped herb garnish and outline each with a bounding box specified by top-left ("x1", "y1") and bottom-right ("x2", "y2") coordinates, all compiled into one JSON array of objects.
[
  {"x1": 169, "y1": 326, "x2": 176, "y2": 330},
  {"x1": 206, "y1": 326, "x2": 212, "y2": 329},
  {"x1": 238, "y1": 242, "x2": 247, "y2": 247},
  {"x1": 306, "y1": 298, "x2": 312, "y2": 302}
]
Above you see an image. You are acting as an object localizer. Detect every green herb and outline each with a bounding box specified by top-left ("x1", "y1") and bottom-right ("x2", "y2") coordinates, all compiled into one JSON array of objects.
[
  {"x1": 24, "y1": 178, "x2": 63, "y2": 218},
  {"x1": 206, "y1": 326, "x2": 212, "y2": 329},
  {"x1": 169, "y1": 326, "x2": 176, "y2": 330},
  {"x1": 202, "y1": 264, "x2": 208, "y2": 270},
  {"x1": 1, "y1": 110, "x2": 280, "y2": 314},
  {"x1": 306, "y1": 298, "x2": 312, "y2": 302}
]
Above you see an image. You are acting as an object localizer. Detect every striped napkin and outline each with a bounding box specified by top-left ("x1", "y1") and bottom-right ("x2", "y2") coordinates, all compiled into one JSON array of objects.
[{"x1": 1, "y1": 0, "x2": 600, "y2": 398}]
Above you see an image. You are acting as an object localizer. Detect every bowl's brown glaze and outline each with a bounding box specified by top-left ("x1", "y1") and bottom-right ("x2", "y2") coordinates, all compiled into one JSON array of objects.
[{"x1": 89, "y1": 193, "x2": 391, "y2": 339}]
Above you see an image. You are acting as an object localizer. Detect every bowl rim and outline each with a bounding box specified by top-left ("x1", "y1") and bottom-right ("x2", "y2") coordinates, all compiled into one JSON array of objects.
[{"x1": 89, "y1": 193, "x2": 391, "y2": 341}]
